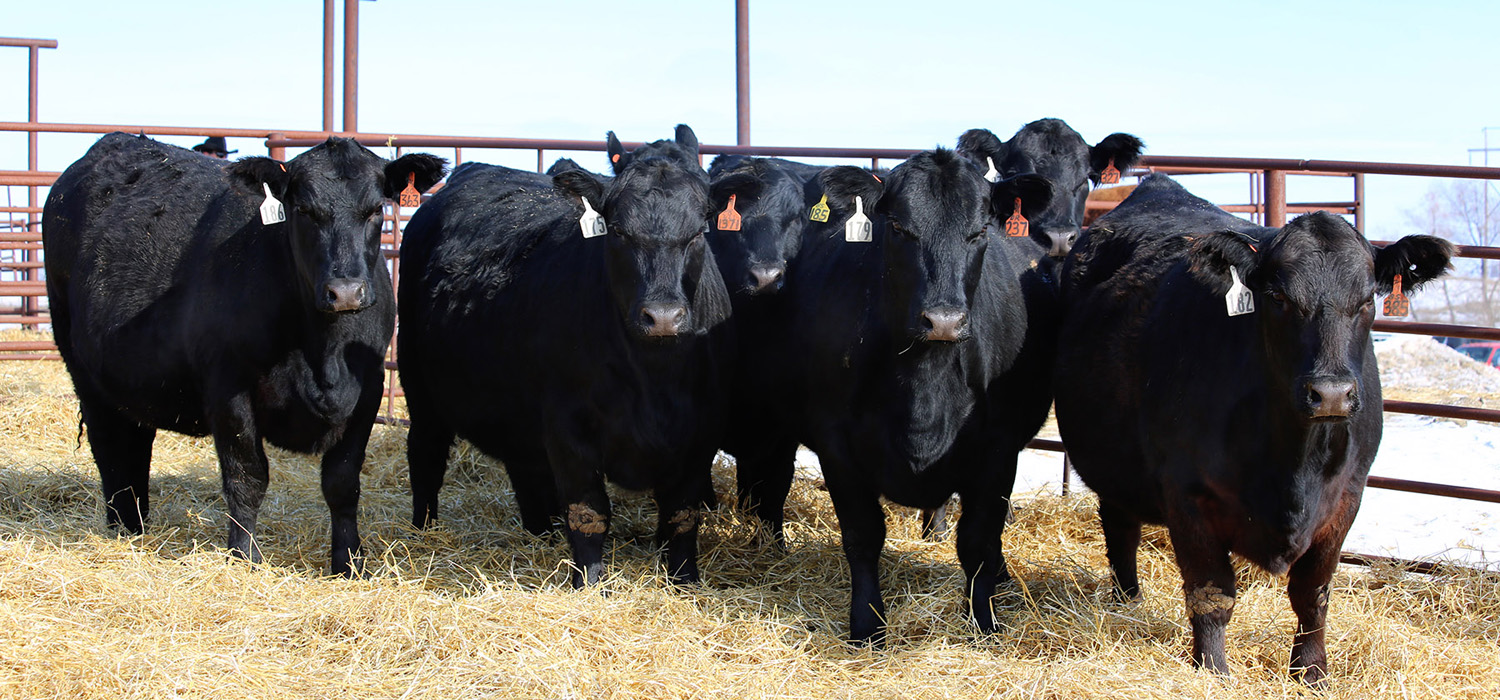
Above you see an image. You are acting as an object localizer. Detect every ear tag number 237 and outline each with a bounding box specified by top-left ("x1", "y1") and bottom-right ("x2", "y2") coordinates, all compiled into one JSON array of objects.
[{"x1": 1225, "y1": 265, "x2": 1255, "y2": 317}]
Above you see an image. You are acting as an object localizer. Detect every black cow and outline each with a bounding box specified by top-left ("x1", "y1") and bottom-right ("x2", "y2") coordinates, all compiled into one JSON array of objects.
[
  {"x1": 700, "y1": 155, "x2": 830, "y2": 535},
  {"x1": 957, "y1": 118, "x2": 1143, "y2": 258},
  {"x1": 43, "y1": 132, "x2": 445, "y2": 576},
  {"x1": 1053, "y1": 175, "x2": 1453, "y2": 684},
  {"x1": 398, "y1": 126, "x2": 733, "y2": 587},
  {"x1": 777, "y1": 149, "x2": 1054, "y2": 643}
]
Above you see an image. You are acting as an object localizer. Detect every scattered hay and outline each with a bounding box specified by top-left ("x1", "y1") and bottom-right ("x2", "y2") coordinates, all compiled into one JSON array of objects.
[{"x1": 0, "y1": 329, "x2": 1497, "y2": 699}]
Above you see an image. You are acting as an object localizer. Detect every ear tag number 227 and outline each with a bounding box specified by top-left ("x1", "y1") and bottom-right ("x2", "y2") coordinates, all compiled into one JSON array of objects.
[
  {"x1": 1225, "y1": 265, "x2": 1255, "y2": 317},
  {"x1": 579, "y1": 197, "x2": 607, "y2": 238},
  {"x1": 845, "y1": 195, "x2": 872, "y2": 242},
  {"x1": 259, "y1": 183, "x2": 285, "y2": 225}
]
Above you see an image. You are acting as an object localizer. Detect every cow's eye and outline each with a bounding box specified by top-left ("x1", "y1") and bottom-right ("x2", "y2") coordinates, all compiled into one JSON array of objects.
[
  {"x1": 890, "y1": 221, "x2": 913, "y2": 239},
  {"x1": 1268, "y1": 290, "x2": 1290, "y2": 308}
]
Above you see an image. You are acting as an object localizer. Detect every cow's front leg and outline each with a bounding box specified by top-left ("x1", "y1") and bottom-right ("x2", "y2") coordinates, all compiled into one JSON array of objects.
[{"x1": 211, "y1": 392, "x2": 269, "y2": 565}]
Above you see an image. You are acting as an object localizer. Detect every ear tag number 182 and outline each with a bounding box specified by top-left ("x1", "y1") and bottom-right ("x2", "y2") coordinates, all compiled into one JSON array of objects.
[
  {"x1": 579, "y1": 197, "x2": 607, "y2": 238},
  {"x1": 845, "y1": 195, "x2": 872, "y2": 243},
  {"x1": 259, "y1": 183, "x2": 285, "y2": 225},
  {"x1": 1225, "y1": 265, "x2": 1255, "y2": 317}
]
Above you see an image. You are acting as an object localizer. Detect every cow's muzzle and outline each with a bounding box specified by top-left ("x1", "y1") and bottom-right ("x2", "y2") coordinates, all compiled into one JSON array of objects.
[
  {"x1": 640, "y1": 303, "x2": 687, "y2": 337},
  {"x1": 1303, "y1": 378, "x2": 1358, "y2": 419},
  {"x1": 921, "y1": 308, "x2": 968, "y2": 342},
  {"x1": 324, "y1": 278, "x2": 369, "y2": 313}
]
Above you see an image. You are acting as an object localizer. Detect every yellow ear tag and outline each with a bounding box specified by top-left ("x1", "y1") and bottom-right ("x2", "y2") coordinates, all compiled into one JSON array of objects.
[
  {"x1": 1004, "y1": 197, "x2": 1028, "y2": 238},
  {"x1": 1383, "y1": 274, "x2": 1409, "y2": 317},
  {"x1": 717, "y1": 194, "x2": 743, "y2": 231},
  {"x1": 399, "y1": 172, "x2": 421, "y2": 208},
  {"x1": 810, "y1": 193, "x2": 830, "y2": 223},
  {"x1": 1100, "y1": 158, "x2": 1122, "y2": 185}
]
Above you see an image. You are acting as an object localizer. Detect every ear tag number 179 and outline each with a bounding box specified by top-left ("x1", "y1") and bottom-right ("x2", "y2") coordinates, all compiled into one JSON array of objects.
[
  {"x1": 1225, "y1": 265, "x2": 1255, "y2": 317},
  {"x1": 845, "y1": 196, "x2": 872, "y2": 243},
  {"x1": 579, "y1": 197, "x2": 607, "y2": 238}
]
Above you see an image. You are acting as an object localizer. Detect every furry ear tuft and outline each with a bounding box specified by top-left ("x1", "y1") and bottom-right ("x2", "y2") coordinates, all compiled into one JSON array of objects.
[
  {"x1": 383, "y1": 153, "x2": 447, "y2": 199},
  {"x1": 226, "y1": 157, "x2": 291, "y2": 198},
  {"x1": 818, "y1": 166, "x2": 884, "y2": 215},
  {"x1": 956, "y1": 128, "x2": 1004, "y2": 163},
  {"x1": 1187, "y1": 230, "x2": 1261, "y2": 294},
  {"x1": 553, "y1": 169, "x2": 606, "y2": 207},
  {"x1": 1374, "y1": 234, "x2": 1455, "y2": 294},
  {"x1": 674, "y1": 124, "x2": 700, "y2": 158},
  {"x1": 606, "y1": 131, "x2": 630, "y2": 175},
  {"x1": 1090, "y1": 133, "x2": 1146, "y2": 184}
]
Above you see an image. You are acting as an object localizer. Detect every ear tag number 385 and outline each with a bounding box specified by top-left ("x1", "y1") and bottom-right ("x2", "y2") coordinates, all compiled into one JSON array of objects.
[
  {"x1": 845, "y1": 195, "x2": 872, "y2": 243},
  {"x1": 809, "y1": 193, "x2": 830, "y2": 222},
  {"x1": 1383, "y1": 273, "x2": 1410, "y2": 317},
  {"x1": 579, "y1": 197, "x2": 607, "y2": 238},
  {"x1": 259, "y1": 183, "x2": 285, "y2": 225},
  {"x1": 1225, "y1": 265, "x2": 1255, "y2": 317}
]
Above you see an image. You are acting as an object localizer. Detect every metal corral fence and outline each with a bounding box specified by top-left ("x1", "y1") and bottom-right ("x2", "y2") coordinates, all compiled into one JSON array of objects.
[{"x1": 3, "y1": 114, "x2": 1499, "y2": 574}]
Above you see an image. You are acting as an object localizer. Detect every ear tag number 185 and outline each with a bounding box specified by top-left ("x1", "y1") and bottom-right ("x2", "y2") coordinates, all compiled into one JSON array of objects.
[
  {"x1": 809, "y1": 193, "x2": 830, "y2": 222},
  {"x1": 259, "y1": 183, "x2": 285, "y2": 225},
  {"x1": 579, "y1": 197, "x2": 607, "y2": 239},
  {"x1": 1225, "y1": 265, "x2": 1255, "y2": 317},
  {"x1": 845, "y1": 196, "x2": 872, "y2": 243}
]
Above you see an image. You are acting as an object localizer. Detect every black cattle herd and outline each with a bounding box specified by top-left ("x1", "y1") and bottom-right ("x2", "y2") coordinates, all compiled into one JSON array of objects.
[{"x1": 38, "y1": 121, "x2": 1453, "y2": 685}]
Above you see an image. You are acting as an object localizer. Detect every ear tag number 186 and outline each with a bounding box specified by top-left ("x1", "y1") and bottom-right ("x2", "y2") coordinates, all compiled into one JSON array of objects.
[
  {"x1": 1225, "y1": 265, "x2": 1255, "y2": 317},
  {"x1": 845, "y1": 195, "x2": 872, "y2": 243},
  {"x1": 259, "y1": 183, "x2": 285, "y2": 225},
  {"x1": 579, "y1": 197, "x2": 607, "y2": 239}
]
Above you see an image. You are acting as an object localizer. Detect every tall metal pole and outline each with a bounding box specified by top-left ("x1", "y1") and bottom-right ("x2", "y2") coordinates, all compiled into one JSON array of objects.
[
  {"x1": 24, "y1": 43, "x2": 41, "y2": 326},
  {"x1": 323, "y1": 0, "x2": 335, "y2": 133},
  {"x1": 342, "y1": 0, "x2": 359, "y2": 134},
  {"x1": 735, "y1": 0, "x2": 750, "y2": 146}
]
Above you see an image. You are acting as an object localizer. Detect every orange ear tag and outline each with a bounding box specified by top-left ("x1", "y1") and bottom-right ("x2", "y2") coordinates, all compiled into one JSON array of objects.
[
  {"x1": 398, "y1": 172, "x2": 421, "y2": 208},
  {"x1": 1100, "y1": 158, "x2": 1121, "y2": 185},
  {"x1": 611, "y1": 153, "x2": 621, "y2": 163},
  {"x1": 717, "y1": 194, "x2": 743, "y2": 231},
  {"x1": 1004, "y1": 197, "x2": 1029, "y2": 237},
  {"x1": 1383, "y1": 274, "x2": 1410, "y2": 317}
]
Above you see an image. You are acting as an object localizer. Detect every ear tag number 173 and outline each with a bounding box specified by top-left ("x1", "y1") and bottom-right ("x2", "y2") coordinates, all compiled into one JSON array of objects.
[{"x1": 1225, "y1": 265, "x2": 1255, "y2": 317}]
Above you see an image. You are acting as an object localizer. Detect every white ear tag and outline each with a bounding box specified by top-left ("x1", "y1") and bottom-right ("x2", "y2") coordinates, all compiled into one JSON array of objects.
[
  {"x1": 984, "y1": 156, "x2": 1000, "y2": 183},
  {"x1": 844, "y1": 195, "x2": 873, "y2": 243},
  {"x1": 1225, "y1": 265, "x2": 1255, "y2": 317},
  {"x1": 259, "y1": 183, "x2": 285, "y2": 225},
  {"x1": 579, "y1": 197, "x2": 607, "y2": 238}
]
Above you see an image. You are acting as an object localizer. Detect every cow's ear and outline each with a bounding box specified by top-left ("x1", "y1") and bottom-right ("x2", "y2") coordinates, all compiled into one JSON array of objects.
[
  {"x1": 545, "y1": 157, "x2": 584, "y2": 176},
  {"x1": 992, "y1": 174, "x2": 1052, "y2": 221},
  {"x1": 1089, "y1": 133, "x2": 1145, "y2": 184},
  {"x1": 710, "y1": 167, "x2": 765, "y2": 208},
  {"x1": 674, "y1": 124, "x2": 700, "y2": 158},
  {"x1": 956, "y1": 128, "x2": 1004, "y2": 162},
  {"x1": 606, "y1": 131, "x2": 630, "y2": 174},
  {"x1": 818, "y1": 166, "x2": 884, "y2": 213},
  {"x1": 384, "y1": 153, "x2": 448, "y2": 199},
  {"x1": 1374, "y1": 234, "x2": 1455, "y2": 294},
  {"x1": 552, "y1": 168, "x2": 605, "y2": 206},
  {"x1": 226, "y1": 157, "x2": 291, "y2": 198},
  {"x1": 1187, "y1": 230, "x2": 1261, "y2": 293}
]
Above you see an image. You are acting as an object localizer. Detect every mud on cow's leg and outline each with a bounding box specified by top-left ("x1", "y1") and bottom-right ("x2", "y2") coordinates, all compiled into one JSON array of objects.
[
  {"x1": 655, "y1": 465, "x2": 706, "y2": 585},
  {"x1": 1168, "y1": 518, "x2": 1238, "y2": 675}
]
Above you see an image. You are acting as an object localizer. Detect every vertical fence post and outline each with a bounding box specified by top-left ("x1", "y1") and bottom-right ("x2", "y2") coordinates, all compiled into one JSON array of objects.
[
  {"x1": 1354, "y1": 172, "x2": 1365, "y2": 232},
  {"x1": 735, "y1": 0, "x2": 750, "y2": 147},
  {"x1": 23, "y1": 44, "x2": 41, "y2": 329},
  {"x1": 268, "y1": 133, "x2": 286, "y2": 161},
  {"x1": 1264, "y1": 169, "x2": 1287, "y2": 227}
]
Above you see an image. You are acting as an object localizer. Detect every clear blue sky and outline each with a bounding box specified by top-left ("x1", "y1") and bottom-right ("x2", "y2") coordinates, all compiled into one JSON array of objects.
[{"x1": 4, "y1": 0, "x2": 1498, "y2": 237}]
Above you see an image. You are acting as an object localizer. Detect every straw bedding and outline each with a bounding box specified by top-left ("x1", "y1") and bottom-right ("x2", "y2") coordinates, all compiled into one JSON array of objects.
[{"x1": 0, "y1": 330, "x2": 1496, "y2": 699}]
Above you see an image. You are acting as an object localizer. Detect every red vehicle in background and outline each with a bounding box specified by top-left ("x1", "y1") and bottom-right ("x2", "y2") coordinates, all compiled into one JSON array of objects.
[{"x1": 1456, "y1": 341, "x2": 1500, "y2": 370}]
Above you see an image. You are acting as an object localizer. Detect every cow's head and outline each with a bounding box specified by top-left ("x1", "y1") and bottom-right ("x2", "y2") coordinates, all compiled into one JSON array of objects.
[
  {"x1": 1187, "y1": 213, "x2": 1453, "y2": 421},
  {"x1": 706, "y1": 156, "x2": 812, "y2": 295},
  {"x1": 607, "y1": 124, "x2": 704, "y2": 180},
  {"x1": 555, "y1": 130, "x2": 727, "y2": 339},
  {"x1": 822, "y1": 149, "x2": 1050, "y2": 344},
  {"x1": 957, "y1": 119, "x2": 1143, "y2": 258},
  {"x1": 229, "y1": 138, "x2": 446, "y2": 314}
]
